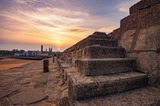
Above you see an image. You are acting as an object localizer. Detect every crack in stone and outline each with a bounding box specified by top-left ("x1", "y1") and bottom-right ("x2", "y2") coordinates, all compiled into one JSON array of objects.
[
  {"x1": 27, "y1": 96, "x2": 49, "y2": 105},
  {"x1": 0, "y1": 89, "x2": 20, "y2": 100},
  {"x1": 12, "y1": 96, "x2": 49, "y2": 106},
  {"x1": 6, "y1": 97, "x2": 14, "y2": 106}
]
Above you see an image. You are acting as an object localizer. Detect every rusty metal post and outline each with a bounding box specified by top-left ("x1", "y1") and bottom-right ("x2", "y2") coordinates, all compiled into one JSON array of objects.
[{"x1": 43, "y1": 59, "x2": 49, "y2": 73}]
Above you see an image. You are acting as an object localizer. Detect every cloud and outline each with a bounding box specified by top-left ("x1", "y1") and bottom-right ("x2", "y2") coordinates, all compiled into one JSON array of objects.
[
  {"x1": 37, "y1": 7, "x2": 89, "y2": 17},
  {"x1": 0, "y1": 5, "x2": 117, "y2": 50},
  {"x1": 64, "y1": 28, "x2": 87, "y2": 33},
  {"x1": 14, "y1": 0, "x2": 38, "y2": 4},
  {"x1": 0, "y1": 0, "x2": 140, "y2": 51},
  {"x1": 118, "y1": 6, "x2": 129, "y2": 13}
]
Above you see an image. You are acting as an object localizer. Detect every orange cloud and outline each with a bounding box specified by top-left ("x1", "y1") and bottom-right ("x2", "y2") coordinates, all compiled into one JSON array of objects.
[{"x1": 0, "y1": 1, "x2": 120, "y2": 51}]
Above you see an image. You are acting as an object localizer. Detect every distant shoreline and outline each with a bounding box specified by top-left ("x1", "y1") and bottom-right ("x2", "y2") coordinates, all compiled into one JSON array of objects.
[
  {"x1": 0, "y1": 56, "x2": 51, "y2": 60},
  {"x1": 0, "y1": 58, "x2": 36, "y2": 70},
  {"x1": 12, "y1": 56, "x2": 44, "y2": 60}
]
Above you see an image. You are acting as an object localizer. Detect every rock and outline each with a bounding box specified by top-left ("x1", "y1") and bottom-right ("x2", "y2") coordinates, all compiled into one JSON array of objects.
[
  {"x1": 0, "y1": 89, "x2": 20, "y2": 100},
  {"x1": 10, "y1": 87, "x2": 47, "y2": 105},
  {"x1": 34, "y1": 82, "x2": 47, "y2": 88},
  {"x1": 39, "y1": 102, "x2": 57, "y2": 106},
  {"x1": 0, "y1": 98, "x2": 11, "y2": 106},
  {"x1": 119, "y1": 29, "x2": 136, "y2": 51},
  {"x1": 58, "y1": 97, "x2": 69, "y2": 106},
  {"x1": 134, "y1": 26, "x2": 160, "y2": 51},
  {"x1": 58, "y1": 80, "x2": 65, "y2": 86}
]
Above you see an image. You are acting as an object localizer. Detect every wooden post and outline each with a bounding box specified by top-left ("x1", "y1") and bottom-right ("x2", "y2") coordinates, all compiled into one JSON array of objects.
[
  {"x1": 43, "y1": 59, "x2": 49, "y2": 73},
  {"x1": 52, "y1": 56, "x2": 54, "y2": 63}
]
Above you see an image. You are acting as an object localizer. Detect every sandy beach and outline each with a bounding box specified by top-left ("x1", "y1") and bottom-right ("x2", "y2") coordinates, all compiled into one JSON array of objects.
[{"x1": 0, "y1": 58, "x2": 35, "y2": 70}]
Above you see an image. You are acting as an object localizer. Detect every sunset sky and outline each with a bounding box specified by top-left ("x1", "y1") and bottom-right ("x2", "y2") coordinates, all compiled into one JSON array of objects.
[{"x1": 0, "y1": 0, "x2": 140, "y2": 51}]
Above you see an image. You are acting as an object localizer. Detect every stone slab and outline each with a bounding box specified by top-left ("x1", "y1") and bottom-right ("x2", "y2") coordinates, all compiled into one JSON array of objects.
[
  {"x1": 68, "y1": 72, "x2": 148, "y2": 101},
  {"x1": 75, "y1": 58, "x2": 136, "y2": 76},
  {"x1": 73, "y1": 87, "x2": 160, "y2": 106},
  {"x1": 84, "y1": 38, "x2": 117, "y2": 48},
  {"x1": 87, "y1": 32, "x2": 112, "y2": 39},
  {"x1": 0, "y1": 98, "x2": 11, "y2": 106},
  {"x1": 83, "y1": 46, "x2": 125, "y2": 58},
  {"x1": 9, "y1": 87, "x2": 48, "y2": 105},
  {"x1": 129, "y1": 0, "x2": 160, "y2": 14}
]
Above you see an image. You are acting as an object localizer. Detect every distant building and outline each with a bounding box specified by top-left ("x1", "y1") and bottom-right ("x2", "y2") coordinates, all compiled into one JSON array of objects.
[
  {"x1": 49, "y1": 47, "x2": 52, "y2": 52},
  {"x1": 14, "y1": 50, "x2": 26, "y2": 57},
  {"x1": 14, "y1": 51, "x2": 39, "y2": 57},
  {"x1": 51, "y1": 47, "x2": 52, "y2": 52},
  {"x1": 14, "y1": 52, "x2": 25, "y2": 57},
  {"x1": 25, "y1": 51, "x2": 42, "y2": 57}
]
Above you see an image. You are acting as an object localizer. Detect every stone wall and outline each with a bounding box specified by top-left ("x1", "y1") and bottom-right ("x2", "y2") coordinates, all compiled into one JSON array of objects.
[
  {"x1": 109, "y1": 0, "x2": 160, "y2": 86},
  {"x1": 63, "y1": 32, "x2": 116, "y2": 65},
  {"x1": 63, "y1": 0, "x2": 160, "y2": 86}
]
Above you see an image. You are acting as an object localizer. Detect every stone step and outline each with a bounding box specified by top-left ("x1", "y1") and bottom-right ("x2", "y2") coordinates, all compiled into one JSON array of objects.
[
  {"x1": 87, "y1": 32, "x2": 112, "y2": 39},
  {"x1": 75, "y1": 58, "x2": 136, "y2": 76},
  {"x1": 68, "y1": 72, "x2": 148, "y2": 101},
  {"x1": 77, "y1": 38, "x2": 117, "y2": 50},
  {"x1": 82, "y1": 46, "x2": 125, "y2": 58},
  {"x1": 72, "y1": 87, "x2": 160, "y2": 106}
]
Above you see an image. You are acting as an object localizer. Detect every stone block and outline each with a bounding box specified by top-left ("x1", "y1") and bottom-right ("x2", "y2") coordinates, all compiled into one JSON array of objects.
[
  {"x1": 87, "y1": 32, "x2": 111, "y2": 39},
  {"x1": 77, "y1": 38, "x2": 117, "y2": 50},
  {"x1": 138, "y1": 3, "x2": 160, "y2": 29},
  {"x1": 87, "y1": 38, "x2": 117, "y2": 47},
  {"x1": 126, "y1": 51, "x2": 160, "y2": 86},
  {"x1": 109, "y1": 28, "x2": 121, "y2": 41},
  {"x1": 68, "y1": 72, "x2": 148, "y2": 100},
  {"x1": 120, "y1": 13, "x2": 138, "y2": 31},
  {"x1": 73, "y1": 87, "x2": 160, "y2": 106},
  {"x1": 130, "y1": 0, "x2": 160, "y2": 14},
  {"x1": 119, "y1": 29, "x2": 136, "y2": 52},
  {"x1": 75, "y1": 58, "x2": 136, "y2": 76},
  {"x1": 63, "y1": 32, "x2": 116, "y2": 59},
  {"x1": 134, "y1": 25, "x2": 160, "y2": 51},
  {"x1": 83, "y1": 46, "x2": 125, "y2": 58}
]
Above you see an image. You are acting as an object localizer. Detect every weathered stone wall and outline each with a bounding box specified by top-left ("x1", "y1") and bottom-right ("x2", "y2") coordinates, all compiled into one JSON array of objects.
[
  {"x1": 63, "y1": 0, "x2": 160, "y2": 86},
  {"x1": 109, "y1": 0, "x2": 160, "y2": 86},
  {"x1": 63, "y1": 32, "x2": 116, "y2": 65}
]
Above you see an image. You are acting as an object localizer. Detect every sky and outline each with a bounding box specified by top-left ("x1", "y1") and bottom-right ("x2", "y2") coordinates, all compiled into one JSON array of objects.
[{"x1": 0, "y1": 0, "x2": 140, "y2": 51}]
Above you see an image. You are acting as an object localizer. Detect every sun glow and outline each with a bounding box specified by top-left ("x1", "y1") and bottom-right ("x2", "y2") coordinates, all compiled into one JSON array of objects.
[{"x1": 0, "y1": 0, "x2": 139, "y2": 51}]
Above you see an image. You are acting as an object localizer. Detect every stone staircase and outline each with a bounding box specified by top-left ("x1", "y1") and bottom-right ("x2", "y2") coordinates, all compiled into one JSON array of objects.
[{"x1": 62, "y1": 32, "x2": 149, "y2": 106}]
